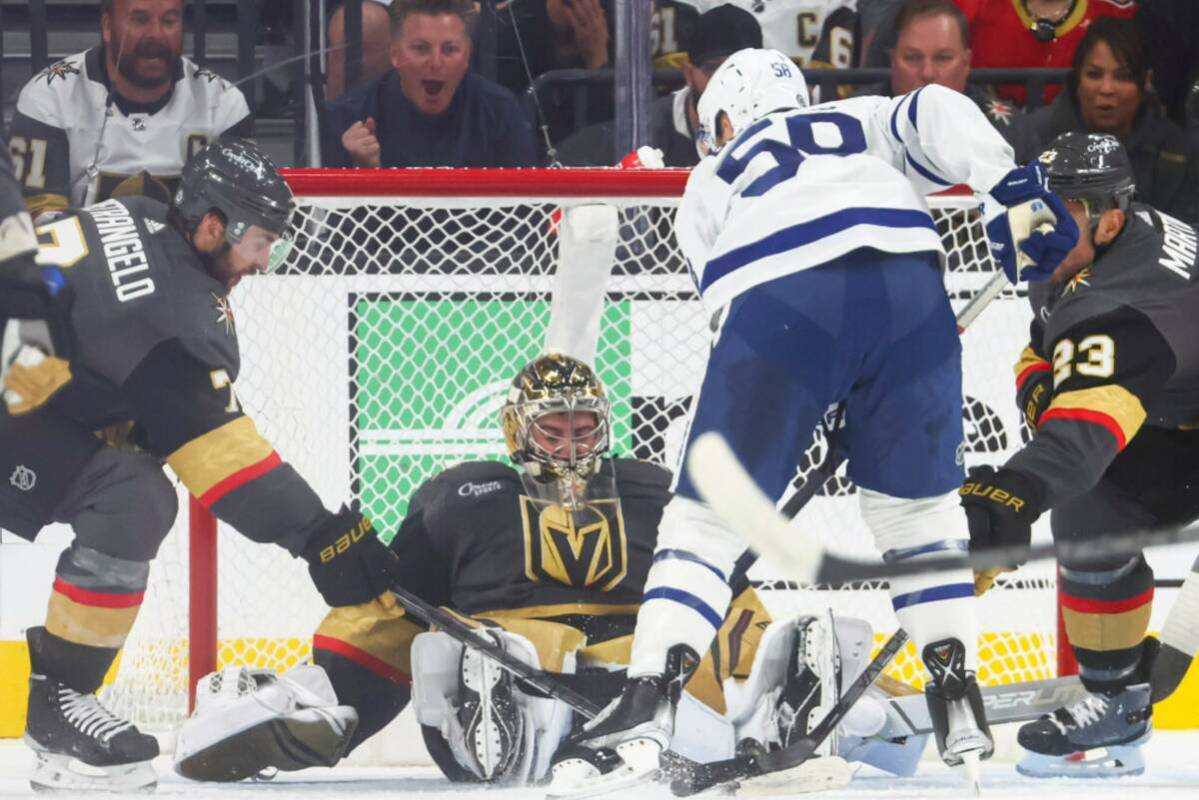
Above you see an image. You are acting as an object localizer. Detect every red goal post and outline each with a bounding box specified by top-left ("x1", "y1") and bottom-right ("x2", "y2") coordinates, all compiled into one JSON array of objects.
[{"x1": 102, "y1": 168, "x2": 1071, "y2": 725}]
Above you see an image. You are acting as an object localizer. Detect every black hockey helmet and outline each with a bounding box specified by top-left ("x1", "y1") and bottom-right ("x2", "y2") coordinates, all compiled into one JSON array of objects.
[
  {"x1": 172, "y1": 139, "x2": 293, "y2": 263},
  {"x1": 1037, "y1": 132, "x2": 1135, "y2": 220}
]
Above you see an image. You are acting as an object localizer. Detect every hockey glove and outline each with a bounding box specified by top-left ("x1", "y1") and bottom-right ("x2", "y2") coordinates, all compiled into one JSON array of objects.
[
  {"x1": 959, "y1": 466, "x2": 1045, "y2": 594},
  {"x1": 303, "y1": 506, "x2": 401, "y2": 607},
  {"x1": 984, "y1": 163, "x2": 1078, "y2": 283}
]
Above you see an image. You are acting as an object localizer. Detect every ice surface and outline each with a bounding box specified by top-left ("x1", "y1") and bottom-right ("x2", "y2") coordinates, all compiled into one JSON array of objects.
[{"x1": 3, "y1": 732, "x2": 1198, "y2": 799}]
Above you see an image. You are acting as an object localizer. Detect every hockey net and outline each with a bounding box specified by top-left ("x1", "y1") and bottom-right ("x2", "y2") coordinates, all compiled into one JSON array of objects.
[{"x1": 101, "y1": 168, "x2": 1065, "y2": 736}]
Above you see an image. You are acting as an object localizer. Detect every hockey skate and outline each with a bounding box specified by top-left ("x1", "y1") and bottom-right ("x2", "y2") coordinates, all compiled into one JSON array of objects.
[
  {"x1": 1016, "y1": 683, "x2": 1152, "y2": 778},
  {"x1": 922, "y1": 638, "x2": 993, "y2": 792},
  {"x1": 546, "y1": 645, "x2": 698, "y2": 800},
  {"x1": 24, "y1": 672, "x2": 159, "y2": 792}
]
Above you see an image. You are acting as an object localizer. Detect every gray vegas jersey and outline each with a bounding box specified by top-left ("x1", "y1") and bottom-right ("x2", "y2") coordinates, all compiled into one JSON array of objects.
[
  {"x1": 9, "y1": 47, "x2": 251, "y2": 219},
  {"x1": 1008, "y1": 204, "x2": 1199, "y2": 507}
]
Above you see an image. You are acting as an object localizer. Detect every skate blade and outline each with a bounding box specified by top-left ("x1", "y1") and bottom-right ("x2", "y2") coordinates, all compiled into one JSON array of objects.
[
  {"x1": 545, "y1": 762, "x2": 659, "y2": 800},
  {"x1": 737, "y1": 755, "x2": 852, "y2": 797},
  {"x1": 30, "y1": 753, "x2": 156, "y2": 793},
  {"x1": 546, "y1": 740, "x2": 662, "y2": 800},
  {"x1": 1016, "y1": 744, "x2": 1146, "y2": 779},
  {"x1": 959, "y1": 749, "x2": 982, "y2": 796}
]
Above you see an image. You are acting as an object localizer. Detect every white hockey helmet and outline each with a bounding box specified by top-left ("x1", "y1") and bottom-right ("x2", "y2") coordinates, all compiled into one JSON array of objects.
[{"x1": 696, "y1": 48, "x2": 809, "y2": 156}]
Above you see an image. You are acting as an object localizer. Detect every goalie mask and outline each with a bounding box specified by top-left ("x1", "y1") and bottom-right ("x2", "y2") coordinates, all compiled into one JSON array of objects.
[
  {"x1": 1038, "y1": 132, "x2": 1134, "y2": 225},
  {"x1": 696, "y1": 47, "x2": 809, "y2": 157},
  {"x1": 501, "y1": 354, "x2": 610, "y2": 509}
]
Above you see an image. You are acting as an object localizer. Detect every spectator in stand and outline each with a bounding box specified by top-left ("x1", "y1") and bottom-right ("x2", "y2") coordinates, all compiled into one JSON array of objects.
[
  {"x1": 554, "y1": 3, "x2": 762, "y2": 166},
  {"x1": 857, "y1": 0, "x2": 1040, "y2": 162},
  {"x1": 1023, "y1": 17, "x2": 1199, "y2": 221},
  {"x1": 323, "y1": 0, "x2": 537, "y2": 168},
  {"x1": 953, "y1": 0, "x2": 1137, "y2": 109},
  {"x1": 677, "y1": 0, "x2": 857, "y2": 73},
  {"x1": 8, "y1": 0, "x2": 251, "y2": 219},
  {"x1": 328, "y1": 0, "x2": 560, "y2": 100},
  {"x1": 326, "y1": 1, "x2": 395, "y2": 101},
  {"x1": 860, "y1": 0, "x2": 902, "y2": 66},
  {"x1": 547, "y1": 0, "x2": 614, "y2": 70},
  {"x1": 1136, "y1": 0, "x2": 1199, "y2": 126}
]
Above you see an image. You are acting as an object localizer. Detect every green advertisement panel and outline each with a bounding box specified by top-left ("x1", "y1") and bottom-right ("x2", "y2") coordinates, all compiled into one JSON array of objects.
[{"x1": 350, "y1": 295, "x2": 632, "y2": 539}]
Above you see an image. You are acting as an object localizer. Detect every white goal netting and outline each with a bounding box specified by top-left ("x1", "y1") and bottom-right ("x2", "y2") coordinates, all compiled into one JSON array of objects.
[{"x1": 101, "y1": 169, "x2": 1061, "y2": 734}]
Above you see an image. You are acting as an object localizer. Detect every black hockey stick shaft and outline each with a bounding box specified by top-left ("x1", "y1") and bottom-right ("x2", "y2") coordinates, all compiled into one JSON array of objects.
[
  {"x1": 670, "y1": 628, "x2": 909, "y2": 796},
  {"x1": 780, "y1": 269, "x2": 1007, "y2": 521},
  {"x1": 815, "y1": 521, "x2": 1199, "y2": 584}
]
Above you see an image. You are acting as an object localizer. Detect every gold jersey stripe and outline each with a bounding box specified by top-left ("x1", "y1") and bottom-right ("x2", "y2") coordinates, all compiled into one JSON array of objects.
[
  {"x1": 1041, "y1": 384, "x2": 1146, "y2": 448},
  {"x1": 314, "y1": 592, "x2": 417, "y2": 676},
  {"x1": 167, "y1": 416, "x2": 275, "y2": 498}
]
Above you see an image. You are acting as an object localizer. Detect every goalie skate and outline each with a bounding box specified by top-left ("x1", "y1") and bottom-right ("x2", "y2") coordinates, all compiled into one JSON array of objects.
[
  {"x1": 25, "y1": 673, "x2": 158, "y2": 793},
  {"x1": 174, "y1": 665, "x2": 358, "y2": 782}
]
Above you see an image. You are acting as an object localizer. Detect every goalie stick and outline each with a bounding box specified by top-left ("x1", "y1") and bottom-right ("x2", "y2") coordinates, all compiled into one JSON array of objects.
[{"x1": 668, "y1": 629, "x2": 909, "y2": 796}]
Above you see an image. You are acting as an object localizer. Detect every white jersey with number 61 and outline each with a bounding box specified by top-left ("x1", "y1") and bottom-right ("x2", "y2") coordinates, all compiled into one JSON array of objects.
[{"x1": 676, "y1": 84, "x2": 1018, "y2": 312}]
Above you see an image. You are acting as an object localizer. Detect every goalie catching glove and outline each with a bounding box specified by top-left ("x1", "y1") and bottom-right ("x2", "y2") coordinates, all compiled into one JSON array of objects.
[
  {"x1": 985, "y1": 163, "x2": 1079, "y2": 283},
  {"x1": 959, "y1": 466, "x2": 1045, "y2": 594},
  {"x1": 302, "y1": 506, "x2": 402, "y2": 607}
]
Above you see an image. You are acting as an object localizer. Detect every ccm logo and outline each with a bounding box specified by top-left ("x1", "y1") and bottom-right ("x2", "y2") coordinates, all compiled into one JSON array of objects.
[{"x1": 319, "y1": 517, "x2": 373, "y2": 563}]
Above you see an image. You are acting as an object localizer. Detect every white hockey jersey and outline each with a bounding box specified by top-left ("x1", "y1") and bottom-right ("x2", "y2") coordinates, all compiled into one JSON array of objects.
[
  {"x1": 676, "y1": 84, "x2": 1016, "y2": 311},
  {"x1": 9, "y1": 47, "x2": 251, "y2": 219},
  {"x1": 678, "y1": 0, "x2": 858, "y2": 68}
]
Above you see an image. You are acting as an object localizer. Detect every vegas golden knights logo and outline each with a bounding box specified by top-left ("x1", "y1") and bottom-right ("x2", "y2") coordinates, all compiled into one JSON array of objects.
[{"x1": 520, "y1": 497, "x2": 628, "y2": 591}]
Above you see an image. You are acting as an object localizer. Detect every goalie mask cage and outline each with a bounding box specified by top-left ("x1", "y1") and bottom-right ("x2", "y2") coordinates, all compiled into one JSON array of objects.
[{"x1": 99, "y1": 168, "x2": 1073, "y2": 743}]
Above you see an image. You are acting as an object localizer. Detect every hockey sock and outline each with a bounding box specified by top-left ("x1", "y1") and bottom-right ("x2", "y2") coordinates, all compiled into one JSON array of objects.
[
  {"x1": 630, "y1": 497, "x2": 741, "y2": 679},
  {"x1": 41, "y1": 543, "x2": 148, "y2": 688},
  {"x1": 1059, "y1": 555, "x2": 1155, "y2": 692},
  {"x1": 27, "y1": 626, "x2": 120, "y2": 695},
  {"x1": 860, "y1": 489, "x2": 979, "y2": 672}
]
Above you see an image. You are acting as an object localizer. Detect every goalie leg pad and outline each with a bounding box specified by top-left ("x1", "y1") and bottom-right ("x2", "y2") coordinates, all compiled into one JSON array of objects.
[
  {"x1": 173, "y1": 665, "x2": 358, "y2": 782},
  {"x1": 410, "y1": 629, "x2": 574, "y2": 784}
]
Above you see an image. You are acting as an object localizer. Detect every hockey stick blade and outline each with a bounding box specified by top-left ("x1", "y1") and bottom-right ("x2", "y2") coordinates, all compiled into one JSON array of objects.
[
  {"x1": 669, "y1": 629, "x2": 908, "y2": 796},
  {"x1": 690, "y1": 431, "x2": 1199, "y2": 584},
  {"x1": 1151, "y1": 553, "x2": 1199, "y2": 703}
]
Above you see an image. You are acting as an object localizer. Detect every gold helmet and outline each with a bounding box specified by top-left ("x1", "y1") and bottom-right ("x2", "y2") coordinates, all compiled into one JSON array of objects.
[{"x1": 501, "y1": 353, "x2": 611, "y2": 503}]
